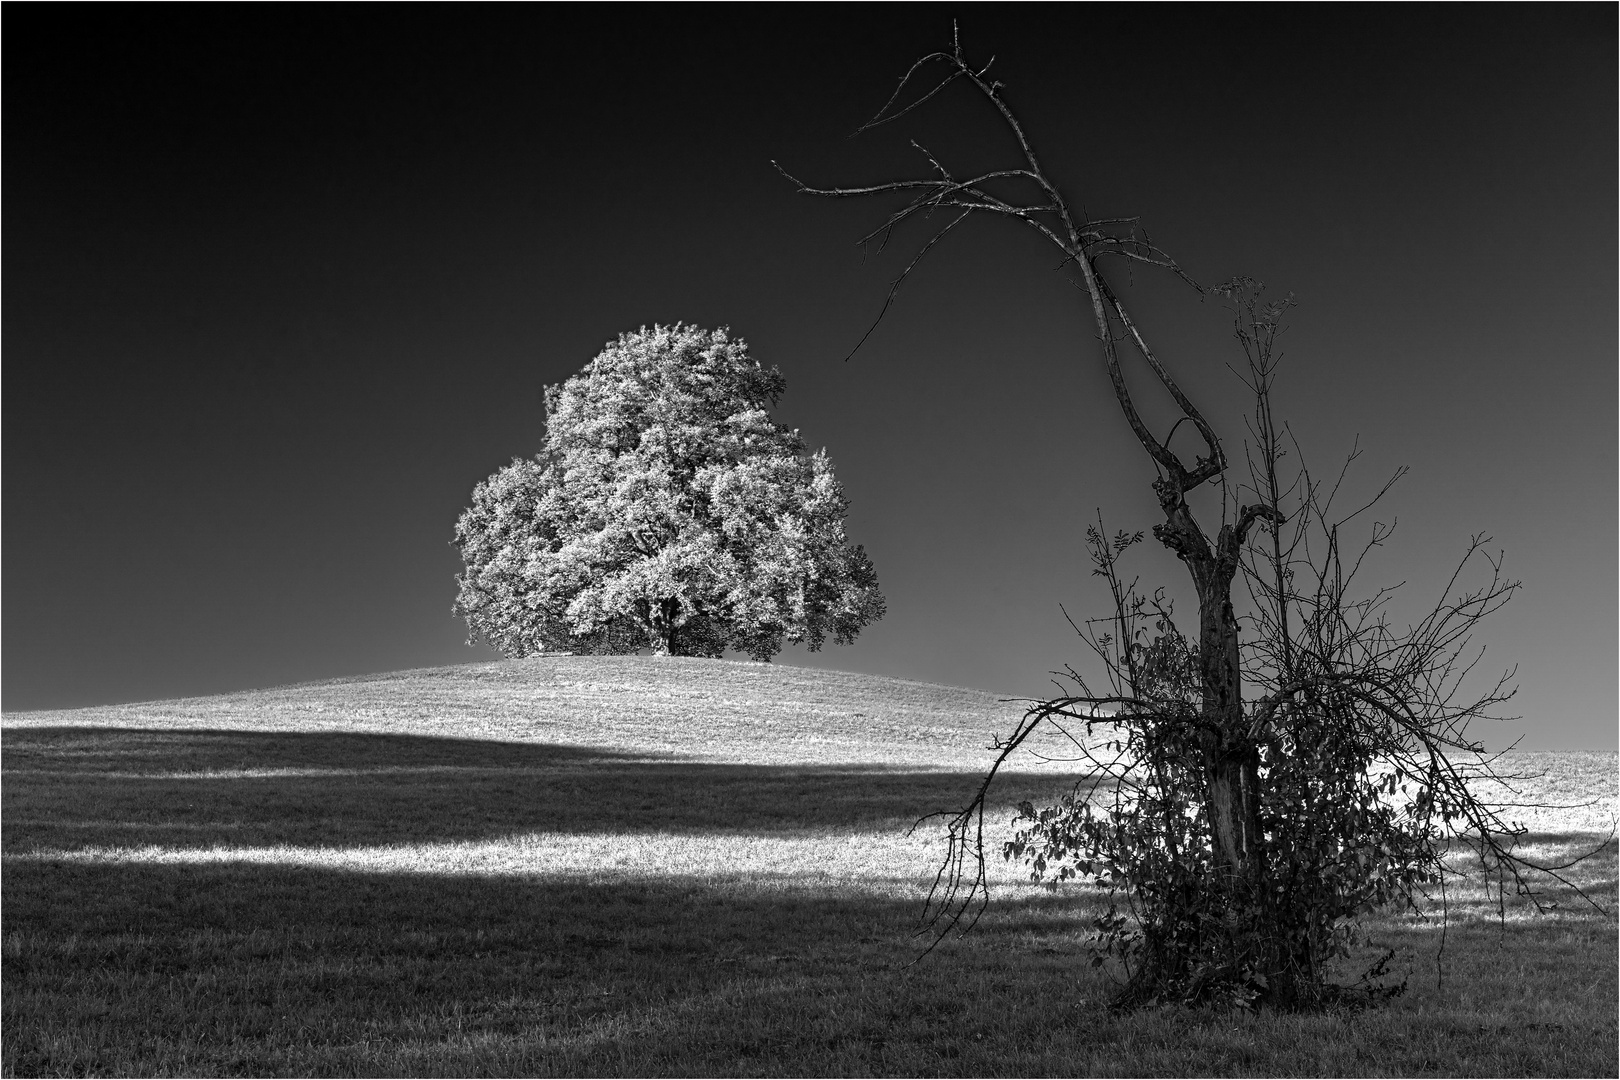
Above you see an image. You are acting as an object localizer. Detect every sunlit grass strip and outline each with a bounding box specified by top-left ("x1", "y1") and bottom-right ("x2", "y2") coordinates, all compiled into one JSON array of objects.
[
  {"x1": 10, "y1": 827, "x2": 1608, "y2": 923},
  {"x1": 3, "y1": 827, "x2": 1046, "y2": 891},
  {"x1": 12, "y1": 761, "x2": 688, "y2": 781}
]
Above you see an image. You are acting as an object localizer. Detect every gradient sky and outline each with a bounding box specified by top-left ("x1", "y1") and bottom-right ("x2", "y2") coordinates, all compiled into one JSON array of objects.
[{"x1": 6, "y1": 7, "x2": 1615, "y2": 749}]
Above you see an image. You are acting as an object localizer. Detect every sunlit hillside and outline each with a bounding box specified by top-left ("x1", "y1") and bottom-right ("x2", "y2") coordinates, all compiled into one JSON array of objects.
[
  {"x1": 1, "y1": 656, "x2": 1077, "y2": 770},
  {"x1": 1, "y1": 657, "x2": 1097, "y2": 894}
]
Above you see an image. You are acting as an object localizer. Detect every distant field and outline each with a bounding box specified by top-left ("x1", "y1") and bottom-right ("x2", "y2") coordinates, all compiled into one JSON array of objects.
[{"x1": 4, "y1": 657, "x2": 1615, "y2": 1076}]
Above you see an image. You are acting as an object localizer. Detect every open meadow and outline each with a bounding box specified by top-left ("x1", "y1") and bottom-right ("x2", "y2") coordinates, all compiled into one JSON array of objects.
[{"x1": 3, "y1": 656, "x2": 1616, "y2": 1077}]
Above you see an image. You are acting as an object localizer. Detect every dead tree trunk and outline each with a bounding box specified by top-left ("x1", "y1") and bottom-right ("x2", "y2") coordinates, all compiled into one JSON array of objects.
[
  {"x1": 780, "y1": 32, "x2": 1277, "y2": 886},
  {"x1": 783, "y1": 42, "x2": 1580, "y2": 1005},
  {"x1": 1155, "y1": 481, "x2": 1276, "y2": 878}
]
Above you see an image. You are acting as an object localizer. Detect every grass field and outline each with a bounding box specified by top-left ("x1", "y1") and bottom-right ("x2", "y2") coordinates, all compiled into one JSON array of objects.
[{"x1": 4, "y1": 656, "x2": 1616, "y2": 1076}]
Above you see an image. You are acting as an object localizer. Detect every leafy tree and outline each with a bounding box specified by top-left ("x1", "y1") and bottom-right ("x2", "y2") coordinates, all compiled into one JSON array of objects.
[
  {"x1": 784, "y1": 33, "x2": 1604, "y2": 1008},
  {"x1": 453, "y1": 323, "x2": 886, "y2": 661}
]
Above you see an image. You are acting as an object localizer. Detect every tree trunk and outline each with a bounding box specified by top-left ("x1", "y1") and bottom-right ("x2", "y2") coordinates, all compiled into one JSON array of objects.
[
  {"x1": 1154, "y1": 482, "x2": 1263, "y2": 880},
  {"x1": 648, "y1": 598, "x2": 678, "y2": 656}
]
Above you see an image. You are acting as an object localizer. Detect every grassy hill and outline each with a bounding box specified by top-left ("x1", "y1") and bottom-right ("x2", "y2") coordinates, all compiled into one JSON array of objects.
[
  {"x1": 1, "y1": 655, "x2": 1052, "y2": 769},
  {"x1": 3, "y1": 658, "x2": 1088, "y2": 892},
  {"x1": 3, "y1": 657, "x2": 1615, "y2": 1076}
]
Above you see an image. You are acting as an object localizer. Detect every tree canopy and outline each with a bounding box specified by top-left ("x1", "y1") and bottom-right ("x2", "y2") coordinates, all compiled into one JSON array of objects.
[{"x1": 453, "y1": 323, "x2": 885, "y2": 661}]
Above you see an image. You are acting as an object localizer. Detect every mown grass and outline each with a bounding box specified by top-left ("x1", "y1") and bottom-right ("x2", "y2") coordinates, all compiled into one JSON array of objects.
[{"x1": 4, "y1": 656, "x2": 1616, "y2": 1077}]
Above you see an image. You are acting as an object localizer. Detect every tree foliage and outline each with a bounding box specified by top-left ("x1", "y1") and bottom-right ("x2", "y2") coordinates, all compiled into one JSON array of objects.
[
  {"x1": 788, "y1": 33, "x2": 1606, "y2": 1009},
  {"x1": 453, "y1": 323, "x2": 885, "y2": 660}
]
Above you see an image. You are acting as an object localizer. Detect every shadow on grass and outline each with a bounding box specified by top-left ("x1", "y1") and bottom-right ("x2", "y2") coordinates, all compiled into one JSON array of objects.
[
  {"x1": 0, "y1": 728, "x2": 1121, "y2": 1073},
  {"x1": 1, "y1": 726, "x2": 1093, "y2": 851},
  {"x1": 4, "y1": 732, "x2": 1615, "y2": 1076},
  {"x1": 1, "y1": 856, "x2": 1105, "y2": 1077},
  {"x1": 5, "y1": 847, "x2": 1615, "y2": 1078}
]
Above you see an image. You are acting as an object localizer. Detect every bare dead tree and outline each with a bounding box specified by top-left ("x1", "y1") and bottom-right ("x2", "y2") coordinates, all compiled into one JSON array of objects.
[
  {"x1": 784, "y1": 31, "x2": 1609, "y2": 1008},
  {"x1": 777, "y1": 25, "x2": 1282, "y2": 923}
]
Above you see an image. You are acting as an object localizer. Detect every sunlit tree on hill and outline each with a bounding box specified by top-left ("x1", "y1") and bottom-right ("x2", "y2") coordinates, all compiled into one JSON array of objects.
[{"x1": 453, "y1": 323, "x2": 885, "y2": 661}]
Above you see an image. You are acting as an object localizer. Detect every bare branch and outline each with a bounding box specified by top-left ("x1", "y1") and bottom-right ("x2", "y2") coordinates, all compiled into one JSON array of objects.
[
  {"x1": 854, "y1": 51, "x2": 965, "y2": 133},
  {"x1": 840, "y1": 207, "x2": 974, "y2": 363}
]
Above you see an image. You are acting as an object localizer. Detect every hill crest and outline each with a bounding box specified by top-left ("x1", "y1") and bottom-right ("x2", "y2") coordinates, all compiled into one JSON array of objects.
[{"x1": 1, "y1": 656, "x2": 1044, "y2": 770}]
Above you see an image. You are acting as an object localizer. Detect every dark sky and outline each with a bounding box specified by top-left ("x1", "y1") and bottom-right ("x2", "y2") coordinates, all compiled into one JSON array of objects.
[{"x1": 5, "y1": 6, "x2": 1615, "y2": 749}]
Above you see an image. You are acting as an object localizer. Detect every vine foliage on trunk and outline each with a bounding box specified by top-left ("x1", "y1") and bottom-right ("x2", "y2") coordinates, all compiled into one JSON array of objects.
[{"x1": 785, "y1": 30, "x2": 1609, "y2": 1009}]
